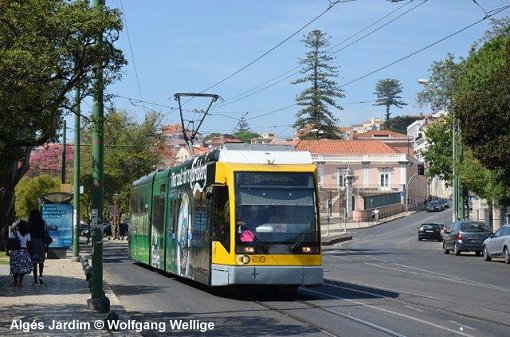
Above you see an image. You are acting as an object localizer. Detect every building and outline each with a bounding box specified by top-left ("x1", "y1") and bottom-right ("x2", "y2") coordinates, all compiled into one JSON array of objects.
[
  {"x1": 295, "y1": 139, "x2": 427, "y2": 221},
  {"x1": 161, "y1": 124, "x2": 204, "y2": 150}
]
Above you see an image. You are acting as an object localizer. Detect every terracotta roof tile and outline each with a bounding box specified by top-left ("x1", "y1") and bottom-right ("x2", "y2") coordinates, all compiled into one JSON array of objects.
[
  {"x1": 354, "y1": 130, "x2": 407, "y2": 138},
  {"x1": 295, "y1": 139, "x2": 401, "y2": 155}
]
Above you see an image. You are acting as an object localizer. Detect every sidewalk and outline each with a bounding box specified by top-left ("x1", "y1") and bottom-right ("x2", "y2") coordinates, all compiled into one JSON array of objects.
[{"x1": 0, "y1": 244, "x2": 138, "y2": 336}]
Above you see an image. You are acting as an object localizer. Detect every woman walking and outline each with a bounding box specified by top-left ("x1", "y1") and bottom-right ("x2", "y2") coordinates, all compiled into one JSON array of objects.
[
  {"x1": 9, "y1": 220, "x2": 33, "y2": 287},
  {"x1": 28, "y1": 209, "x2": 47, "y2": 285}
]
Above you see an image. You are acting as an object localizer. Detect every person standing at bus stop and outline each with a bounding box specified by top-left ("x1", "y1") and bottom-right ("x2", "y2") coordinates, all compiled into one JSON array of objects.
[
  {"x1": 28, "y1": 209, "x2": 47, "y2": 285},
  {"x1": 9, "y1": 220, "x2": 32, "y2": 287}
]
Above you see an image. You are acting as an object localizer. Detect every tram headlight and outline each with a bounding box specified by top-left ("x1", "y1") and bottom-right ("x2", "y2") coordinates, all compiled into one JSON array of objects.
[
  {"x1": 242, "y1": 246, "x2": 255, "y2": 253},
  {"x1": 302, "y1": 246, "x2": 311, "y2": 253}
]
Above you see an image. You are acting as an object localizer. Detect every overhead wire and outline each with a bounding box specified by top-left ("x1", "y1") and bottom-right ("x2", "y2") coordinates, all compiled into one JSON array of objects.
[
  {"x1": 180, "y1": 0, "x2": 354, "y2": 107},
  {"x1": 211, "y1": 0, "x2": 423, "y2": 111},
  {"x1": 339, "y1": 3, "x2": 510, "y2": 88},
  {"x1": 119, "y1": 0, "x2": 146, "y2": 115}
]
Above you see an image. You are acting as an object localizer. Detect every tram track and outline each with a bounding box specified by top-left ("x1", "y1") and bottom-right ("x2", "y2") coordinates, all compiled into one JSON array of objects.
[
  {"x1": 322, "y1": 269, "x2": 510, "y2": 331},
  {"x1": 249, "y1": 292, "x2": 408, "y2": 337}
]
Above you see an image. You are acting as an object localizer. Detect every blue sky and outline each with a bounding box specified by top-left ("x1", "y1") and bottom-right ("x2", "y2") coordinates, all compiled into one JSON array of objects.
[{"x1": 70, "y1": 0, "x2": 510, "y2": 139}]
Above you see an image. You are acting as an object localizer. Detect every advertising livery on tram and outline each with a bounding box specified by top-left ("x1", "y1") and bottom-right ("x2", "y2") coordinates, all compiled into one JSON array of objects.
[{"x1": 129, "y1": 145, "x2": 323, "y2": 287}]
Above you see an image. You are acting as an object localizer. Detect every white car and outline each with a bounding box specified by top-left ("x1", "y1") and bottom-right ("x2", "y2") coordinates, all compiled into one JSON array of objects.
[{"x1": 482, "y1": 225, "x2": 510, "y2": 264}]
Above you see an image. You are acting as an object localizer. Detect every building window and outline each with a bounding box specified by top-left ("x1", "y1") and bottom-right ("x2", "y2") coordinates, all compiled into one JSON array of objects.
[{"x1": 380, "y1": 173, "x2": 389, "y2": 188}]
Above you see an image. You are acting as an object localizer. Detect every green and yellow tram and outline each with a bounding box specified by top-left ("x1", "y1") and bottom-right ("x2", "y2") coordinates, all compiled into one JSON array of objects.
[{"x1": 129, "y1": 146, "x2": 323, "y2": 287}]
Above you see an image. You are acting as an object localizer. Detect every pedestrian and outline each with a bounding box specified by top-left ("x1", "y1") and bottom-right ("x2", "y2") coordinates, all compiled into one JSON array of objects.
[
  {"x1": 28, "y1": 209, "x2": 47, "y2": 285},
  {"x1": 8, "y1": 220, "x2": 33, "y2": 287}
]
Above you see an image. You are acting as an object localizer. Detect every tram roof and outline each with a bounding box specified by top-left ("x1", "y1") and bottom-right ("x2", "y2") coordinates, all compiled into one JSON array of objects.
[{"x1": 215, "y1": 145, "x2": 312, "y2": 165}]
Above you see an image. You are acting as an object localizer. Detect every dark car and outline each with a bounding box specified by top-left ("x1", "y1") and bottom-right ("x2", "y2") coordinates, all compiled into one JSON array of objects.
[
  {"x1": 426, "y1": 200, "x2": 443, "y2": 212},
  {"x1": 418, "y1": 223, "x2": 443, "y2": 241},
  {"x1": 443, "y1": 220, "x2": 492, "y2": 256},
  {"x1": 437, "y1": 198, "x2": 450, "y2": 209}
]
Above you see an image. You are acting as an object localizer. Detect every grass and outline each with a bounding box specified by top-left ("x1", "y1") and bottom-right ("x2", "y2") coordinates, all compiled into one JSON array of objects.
[{"x1": 0, "y1": 251, "x2": 9, "y2": 265}]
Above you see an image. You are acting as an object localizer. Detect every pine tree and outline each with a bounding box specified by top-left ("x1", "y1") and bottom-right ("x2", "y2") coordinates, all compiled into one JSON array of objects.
[
  {"x1": 233, "y1": 113, "x2": 251, "y2": 134},
  {"x1": 373, "y1": 79, "x2": 407, "y2": 121},
  {"x1": 292, "y1": 30, "x2": 344, "y2": 139}
]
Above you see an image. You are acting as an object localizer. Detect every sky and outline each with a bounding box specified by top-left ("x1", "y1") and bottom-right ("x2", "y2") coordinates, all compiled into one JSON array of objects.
[{"x1": 68, "y1": 0, "x2": 510, "y2": 140}]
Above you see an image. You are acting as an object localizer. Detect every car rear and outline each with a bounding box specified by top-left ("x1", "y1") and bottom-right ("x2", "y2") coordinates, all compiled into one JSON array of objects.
[
  {"x1": 418, "y1": 224, "x2": 441, "y2": 241},
  {"x1": 456, "y1": 222, "x2": 492, "y2": 253}
]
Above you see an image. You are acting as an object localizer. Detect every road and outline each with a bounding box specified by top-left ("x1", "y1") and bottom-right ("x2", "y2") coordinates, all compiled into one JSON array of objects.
[{"x1": 103, "y1": 210, "x2": 510, "y2": 336}]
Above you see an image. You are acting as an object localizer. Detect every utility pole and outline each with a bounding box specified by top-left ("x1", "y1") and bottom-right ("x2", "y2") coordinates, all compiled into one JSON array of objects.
[
  {"x1": 87, "y1": 0, "x2": 109, "y2": 314},
  {"x1": 71, "y1": 89, "x2": 81, "y2": 262},
  {"x1": 61, "y1": 121, "x2": 67, "y2": 184}
]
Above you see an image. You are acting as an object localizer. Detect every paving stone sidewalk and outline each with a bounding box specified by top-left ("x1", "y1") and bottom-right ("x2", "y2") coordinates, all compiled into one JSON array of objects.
[{"x1": 0, "y1": 247, "x2": 138, "y2": 336}]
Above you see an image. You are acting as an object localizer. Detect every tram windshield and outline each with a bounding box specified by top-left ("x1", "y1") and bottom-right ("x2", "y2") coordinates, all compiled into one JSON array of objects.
[{"x1": 235, "y1": 172, "x2": 319, "y2": 245}]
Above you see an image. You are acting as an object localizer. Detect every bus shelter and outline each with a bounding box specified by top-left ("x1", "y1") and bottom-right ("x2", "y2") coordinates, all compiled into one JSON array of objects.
[{"x1": 38, "y1": 192, "x2": 73, "y2": 259}]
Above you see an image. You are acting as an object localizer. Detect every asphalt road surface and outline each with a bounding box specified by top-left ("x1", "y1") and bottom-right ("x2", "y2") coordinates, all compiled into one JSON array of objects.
[{"x1": 103, "y1": 210, "x2": 510, "y2": 337}]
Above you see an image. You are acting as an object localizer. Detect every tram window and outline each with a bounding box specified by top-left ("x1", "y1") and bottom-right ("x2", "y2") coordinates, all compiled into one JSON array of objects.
[
  {"x1": 152, "y1": 195, "x2": 165, "y2": 233},
  {"x1": 210, "y1": 186, "x2": 230, "y2": 252}
]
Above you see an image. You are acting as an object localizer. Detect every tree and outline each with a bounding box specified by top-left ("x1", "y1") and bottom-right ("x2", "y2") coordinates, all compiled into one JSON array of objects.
[
  {"x1": 232, "y1": 114, "x2": 260, "y2": 143},
  {"x1": 15, "y1": 175, "x2": 60, "y2": 219},
  {"x1": 423, "y1": 117, "x2": 453, "y2": 183},
  {"x1": 233, "y1": 113, "x2": 251, "y2": 134},
  {"x1": 79, "y1": 110, "x2": 165, "y2": 221},
  {"x1": 453, "y1": 32, "x2": 510, "y2": 187},
  {"x1": 28, "y1": 143, "x2": 74, "y2": 178},
  {"x1": 383, "y1": 115, "x2": 422, "y2": 134},
  {"x1": 292, "y1": 30, "x2": 344, "y2": 139},
  {"x1": 416, "y1": 53, "x2": 464, "y2": 112},
  {"x1": 373, "y1": 79, "x2": 407, "y2": 121},
  {"x1": 0, "y1": 0, "x2": 125, "y2": 239}
]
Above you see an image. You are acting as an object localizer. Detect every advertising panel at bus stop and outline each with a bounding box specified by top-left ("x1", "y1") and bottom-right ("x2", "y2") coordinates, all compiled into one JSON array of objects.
[{"x1": 41, "y1": 203, "x2": 73, "y2": 248}]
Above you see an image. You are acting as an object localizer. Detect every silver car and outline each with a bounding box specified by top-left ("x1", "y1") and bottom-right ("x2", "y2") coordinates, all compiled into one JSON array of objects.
[{"x1": 482, "y1": 225, "x2": 510, "y2": 264}]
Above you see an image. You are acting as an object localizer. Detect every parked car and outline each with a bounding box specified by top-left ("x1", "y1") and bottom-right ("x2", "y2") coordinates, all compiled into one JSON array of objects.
[
  {"x1": 437, "y1": 198, "x2": 450, "y2": 209},
  {"x1": 443, "y1": 220, "x2": 492, "y2": 256},
  {"x1": 426, "y1": 200, "x2": 443, "y2": 212},
  {"x1": 418, "y1": 223, "x2": 443, "y2": 241},
  {"x1": 482, "y1": 225, "x2": 510, "y2": 264}
]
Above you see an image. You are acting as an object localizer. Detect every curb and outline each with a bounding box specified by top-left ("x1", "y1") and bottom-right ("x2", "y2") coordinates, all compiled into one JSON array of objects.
[{"x1": 322, "y1": 233, "x2": 352, "y2": 246}]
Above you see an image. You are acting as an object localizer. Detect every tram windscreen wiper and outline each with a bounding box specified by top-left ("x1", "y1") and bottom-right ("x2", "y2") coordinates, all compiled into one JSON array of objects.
[
  {"x1": 252, "y1": 235, "x2": 269, "y2": 254},
  {"x1": 290, "y1": 221, "x2": 315, "y2": 251}
]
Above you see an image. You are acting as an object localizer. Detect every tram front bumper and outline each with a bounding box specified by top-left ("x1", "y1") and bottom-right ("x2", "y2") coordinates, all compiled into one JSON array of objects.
[{"x1": 211, "y1": 264, "x2": 323, "y2": 286}]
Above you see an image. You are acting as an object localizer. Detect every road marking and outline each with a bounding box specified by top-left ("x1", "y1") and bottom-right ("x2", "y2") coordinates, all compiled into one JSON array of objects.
[
  {"x1": 363, "y1": 262, "x2": 510, "y2": 293},
  {"x1": 302, "y1": 288, "x2": 476, "y2": 337},
  {"x1": 449, "y1": 321, "x2": 477, "y2": 331},
  {"x1": 327, "y1": 249, "x2": 510, "y2": 293}
]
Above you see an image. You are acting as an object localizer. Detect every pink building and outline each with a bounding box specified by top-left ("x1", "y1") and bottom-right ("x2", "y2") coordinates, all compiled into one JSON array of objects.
[{"x1": 295, "y1": 139, "x2": 427, "y2": 221}]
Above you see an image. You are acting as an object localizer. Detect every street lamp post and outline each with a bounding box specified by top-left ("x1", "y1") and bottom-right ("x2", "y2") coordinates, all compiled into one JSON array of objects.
[{"x1": 418, "y1": 79, "x2": 457, "y2": 222}]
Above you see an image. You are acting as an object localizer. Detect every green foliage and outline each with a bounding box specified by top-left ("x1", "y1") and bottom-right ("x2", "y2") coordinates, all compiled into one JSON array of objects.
[
  {"x1": 383, "y1": 115, "x2": 421, "y2": 134},
  {"x1": 453, "y1": 33, "x2": 510, "y2": 188},
  {"x1": 234, "y1": 131, "x2": 260, "y2": 143},
  {"x1": 15, "y1": 175, "x2": 60, "y2": 219},
  {"x1": 79, "y1": 110, "x2": 165, "y2": 221},
  {"x1": 0, "y1": 0, "x2": 126, "y2": 171},
  {"x1": 292, "y1": 30, "x2": 344, "y2": 139},
  {"x1": 423, "y1": 118, "x2": 453, "y2": 182},
  {"x1": 373, "y1": 79, "x2": 407, "y2": 121},
  {"x1": 233, "y1": 114, "x2": 251, "y2": 134},
  {"x1": 204, "y1": 133, "x2": 222, "y2": 142},
  {"x1": 416, "y1": 53, "x2": 464, "y2": 112}
]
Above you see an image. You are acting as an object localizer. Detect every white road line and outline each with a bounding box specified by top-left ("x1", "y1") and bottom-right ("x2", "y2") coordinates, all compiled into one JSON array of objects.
[
  {"x1": 302, "y1": 288, "x2": 477, "y2": 337},
  {"x1": 449, "y1": 321, "x2": 477, "y2": 331}
]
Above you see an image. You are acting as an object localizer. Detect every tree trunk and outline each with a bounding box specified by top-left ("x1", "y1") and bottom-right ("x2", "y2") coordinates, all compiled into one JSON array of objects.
[{"x1": 0, "y1": 152, "x2": 30, "y2": 250}]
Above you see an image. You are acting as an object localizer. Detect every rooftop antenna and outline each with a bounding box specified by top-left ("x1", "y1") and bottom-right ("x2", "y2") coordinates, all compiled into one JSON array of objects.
[{"x1": 174, "y1": 93, "x2": 221, "y2": 157}]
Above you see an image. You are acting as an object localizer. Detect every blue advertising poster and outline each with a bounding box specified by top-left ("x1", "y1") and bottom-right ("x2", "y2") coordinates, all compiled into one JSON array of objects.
[{"x1": 41, "y1": 204, "x2": 73, "y2": 248}]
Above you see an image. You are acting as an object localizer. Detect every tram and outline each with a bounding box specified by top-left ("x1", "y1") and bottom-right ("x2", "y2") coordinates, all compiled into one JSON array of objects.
[{"x1": 129, "y1": 145, "x2": 323, "y2": 287}]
